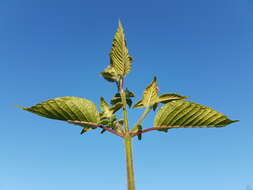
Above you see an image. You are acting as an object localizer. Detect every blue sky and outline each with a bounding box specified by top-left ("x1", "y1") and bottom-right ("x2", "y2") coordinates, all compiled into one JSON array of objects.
[{"x1": 1, "y1": 0, "x2": 252, "y2": 189}]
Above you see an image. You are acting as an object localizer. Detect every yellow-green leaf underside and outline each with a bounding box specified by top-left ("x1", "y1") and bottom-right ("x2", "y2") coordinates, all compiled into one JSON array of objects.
[
  {"x1": 109, "y1": 20, "x2": 132, "y2": 76},
  {"x1": 133, "y1": 77, "x2": 158, "y2": 108},
  {"x1": 154, "y1": 100, "x2": 238, "y2": 128},
  {"x1": 17, "y1": 97, "x2": 100, "y2": 123}
]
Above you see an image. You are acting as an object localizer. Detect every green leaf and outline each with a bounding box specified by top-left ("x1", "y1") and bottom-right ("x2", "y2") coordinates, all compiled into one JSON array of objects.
[
  {"x1": 17, "y1": 97, "x2": 100, "y2": 123},
  {"x1": 133, "y1": 77, "x2": 159, "y2": 108},
  {"x1": 157, "y1": 93, "x2": 188, "y2": 104},
  {"x1": 154, "y1": 100, "x2": 238, "y2": 128},
  {"x1": 110, "y1": 89, "x2": 135, "y2": 108},
  {"x1": 137, "y1": 125, "x2": 142, "y2": 140},
  {"x1": 100, "y1": 65, "x2": 120, "y2": 82},
  {"x1": 100, "y1": 97, "x2": 110, "y2": 113},
  {"x1": 100, "y1": 97, "x2": 122, "y2": 119},
  {"x1": 109, "y1": 20, "x2": 133, "y2": 76},
  {"x1": 125, "y1": 88, "x2": 135, "y2": 98},
  {"x1": 80, "y1": 127, "x2": 93, "y2": 135}
]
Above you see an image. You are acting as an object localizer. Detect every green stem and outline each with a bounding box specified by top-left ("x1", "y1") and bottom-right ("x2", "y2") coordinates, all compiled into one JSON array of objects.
[
  {"x1": 124, "y1": 135, "x2": 135, "y2": 190},
  {"x1": 119, "y1": 78, "x2": 135, "y2": 189},
  {"x1": 130, "y1": 107, "x2": 152, "y2": 134},
  {"x1": 119, "y1": 79, "x2": 130, "y2": 132}
]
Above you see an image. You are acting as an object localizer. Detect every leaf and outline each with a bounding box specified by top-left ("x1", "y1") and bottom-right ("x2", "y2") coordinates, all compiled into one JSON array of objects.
[
  {"x1": 137, "y1": 125, "x2": 142, "y2": 140},
  {"x1": 80, "y1": 127, "x2": 93, "y2": 135},
  {"x1": 109, "y1": 20, "x2": 133, "y2": 76},
  {"x1": 110, "y1": 102, "x2": 123, "y2": 113},
  {"x1": 125, "y1": 88, "x2": 135, "y2": 98},
  {"x1": 100, "y1": 97, "x2": 122, "y2": 119},
  {"x1": 100, "y1": 65, "x2": 120, "y2": 82},
  {"x1": 154, "y1": 100, "x2": 239, "y2": 128},
  {"x1": 110, "y1": 89, "x2": 135, "y2": 108},
  {"x1": 133, "y1": 77, "x2": 159, "y2": 108},
  {"x1": 157, "y1": 93, "x2": 188, "y2": 104},
  {"x1": 100, "y1": 97, "x2": 110, "y2": 113},
  {"x1": 17, "y1": 97, "x2": 100, "y2": 123}
]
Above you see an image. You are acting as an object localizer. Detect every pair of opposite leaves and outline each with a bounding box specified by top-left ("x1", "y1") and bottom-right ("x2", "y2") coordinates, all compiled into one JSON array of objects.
[{"x1": 16, "y1": 76, "x2": 238, "y2": 135}]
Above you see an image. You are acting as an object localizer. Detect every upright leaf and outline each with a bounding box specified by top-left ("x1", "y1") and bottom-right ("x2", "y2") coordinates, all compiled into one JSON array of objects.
[
  {"x1": 109, "y1": 20, "x2": 133, "y2": 76},
  {"x1": 154, "y1": 100, "x2": 238, "y2": 128},
  {"x1": 100, "y1": 97, "x2": 122, "y2": 119},
  {"x1": 17, "y1": 97, "x2": 100, "y2": 123},
  {"x1": 133, "y1": 77, "x2": 159, "y2": 108}
]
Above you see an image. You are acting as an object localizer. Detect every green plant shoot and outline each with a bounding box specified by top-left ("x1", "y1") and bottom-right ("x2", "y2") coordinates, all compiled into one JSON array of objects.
[{"x1": 16, "y1": 20, "x2": 238, "y2": 190}]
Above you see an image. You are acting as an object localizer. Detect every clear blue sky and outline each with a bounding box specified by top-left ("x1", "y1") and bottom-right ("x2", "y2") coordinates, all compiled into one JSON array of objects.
[{"x1": 1, "y1": 0, "x2": 252, "y2": 189}]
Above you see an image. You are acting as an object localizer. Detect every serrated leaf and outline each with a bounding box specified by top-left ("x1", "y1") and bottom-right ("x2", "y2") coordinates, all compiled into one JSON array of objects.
[
  {"x1": 109, "y1": 20, "x2": 132, "y2": 76},
  {"x1": 18, "y1": 97, "x2": 100, "y2": 123},
  {"x1": 157, "y1": 93, "x2": 188, "y2": 104},
  {"x1": 133, "y1": 77, "x2": 158, "y2": 108},
  {"x1": 154, "y1": 100, "x2": 238, "y2": 129}
]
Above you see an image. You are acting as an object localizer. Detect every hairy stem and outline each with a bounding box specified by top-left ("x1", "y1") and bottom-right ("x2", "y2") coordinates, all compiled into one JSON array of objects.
[{"x1": 124, "y1": 135, "x2": 135, "y2": 190}]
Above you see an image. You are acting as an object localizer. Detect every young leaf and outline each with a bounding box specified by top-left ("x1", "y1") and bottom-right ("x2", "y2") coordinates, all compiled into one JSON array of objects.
[
  {"x1": 137, "y1": 125, "x2": 142, "y2": 140},
  {"x1": 17, "y1": 97, "x2": 100, "y2": 123},
  {"x1": 100, "y1": 97, "x2": 122, "y2": 119},
  {"x1": 110, "y1": 89, "x2": 135, "y2": 108},
  {"x1": 157, "y1": 93, "x2": 188, "y2": 104},
  {"x1": 133, "y1": 77, "x2": 159, "y2": 108},
  {"x1": 100, "y1": 65, "x2": 120, "y2": 82},
  {"x1": 109, "y1": 20, "x2": 133, "y2": 76},
  {"x1": 80, "y1": 127, "x2": 93, "y2": 135},
  {"x1": 154, "y1": 100, "x2": 238, "y2": 128}
]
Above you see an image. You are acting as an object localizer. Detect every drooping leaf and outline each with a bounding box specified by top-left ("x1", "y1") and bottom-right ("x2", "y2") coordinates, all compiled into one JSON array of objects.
[
  {"x1": 133, "y1": 77, "x2": 159, "y2": 108},
  {"x1": 109, "y1": 20, "x2": 133, "y2": 76},
  {"x1": 137, "y1": 125, "x2": 142, "y2": 140},
  {"x1": 154, "y1": 100, "x2": 238, "y2": 129},
  {"x1": 17, "y1": 97, "x2": 100, "y2": 123},
  {"x1": 80, "y1": 127, "x2": 93, "y2": 135}
]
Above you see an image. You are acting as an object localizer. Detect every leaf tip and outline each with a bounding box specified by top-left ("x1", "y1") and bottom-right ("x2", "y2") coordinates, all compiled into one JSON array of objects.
[{"x1": 12, "y1": 104, "x2": 26, "y2": 110}]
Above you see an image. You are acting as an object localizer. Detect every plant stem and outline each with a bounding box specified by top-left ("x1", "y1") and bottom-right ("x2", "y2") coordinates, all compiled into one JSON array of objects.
[
  {"x1": 124, "y1": 134, "x2": 135, "y2": 190},
  {"x1": 119, "y1": 78, "x2": 130, "y2": 132},
  {"x1": 130, "y1": 107, "x2": 152, "y2": 135},
  {"x1": 119, "y1": 78, "x2": 136, "y2": 189}
]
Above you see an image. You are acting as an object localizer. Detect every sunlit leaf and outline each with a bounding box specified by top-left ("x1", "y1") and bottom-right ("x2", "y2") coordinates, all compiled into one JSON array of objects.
[
  {"x1": 154, "y1": 100, "x2": 238, "y2": 129},
  {"x1": 17, "y1": 97, "x2": 100, "y2": 124},
  {"x1": 157, "y1": 93, "x2": 188, "y2": 104},
  {"x1": 100, "y1": 65, "x2": 120, "y2": 82},
  {"x1": 133, "y1": 77, "x2": 158, "y2": 108},
  {"x1": 109, "y1": 20, "x2": 133, "y2": 76}
]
